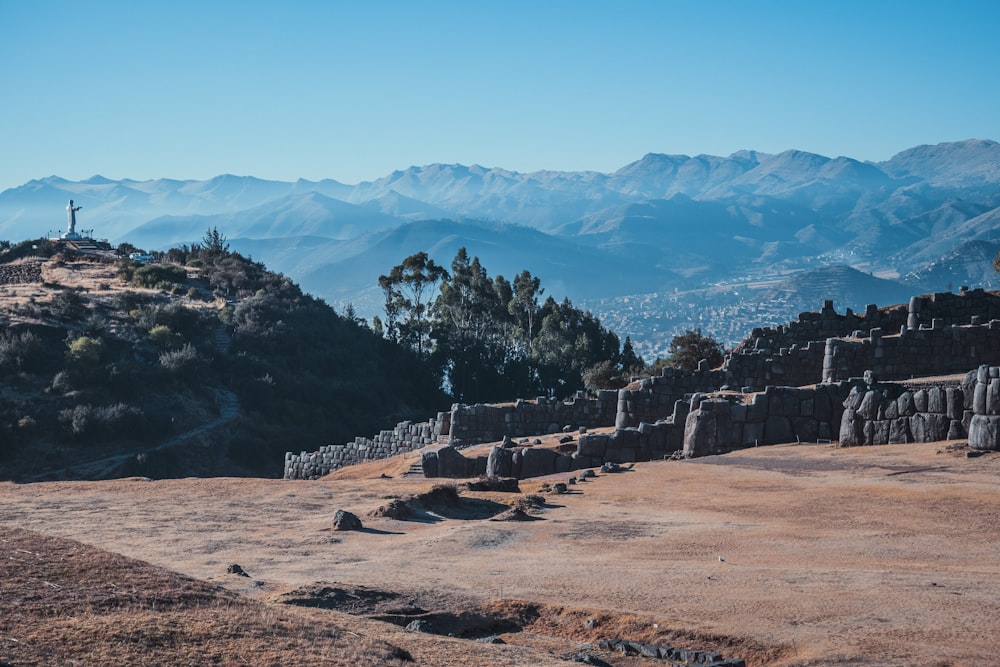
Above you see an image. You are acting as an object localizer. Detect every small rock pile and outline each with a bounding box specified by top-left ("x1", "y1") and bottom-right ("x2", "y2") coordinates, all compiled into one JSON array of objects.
[{"x1": 599, "y1": 638, "x2": 745, "y2": 666}]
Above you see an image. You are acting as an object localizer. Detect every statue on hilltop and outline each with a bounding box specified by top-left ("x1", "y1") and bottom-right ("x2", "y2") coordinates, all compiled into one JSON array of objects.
[{"x1": 64, "y1": 200, "x2": 83, "y2": 239}]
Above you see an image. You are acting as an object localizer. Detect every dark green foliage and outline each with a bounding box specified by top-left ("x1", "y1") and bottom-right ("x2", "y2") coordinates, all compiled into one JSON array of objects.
[
  {"x1": 51, "y1": 290, "x2": 88, "y2": 321},
  {"x1": 58, "y1": 403, "x2": 146, "y2": 440},
  {"x1": 228, "y1": 271, "x2": 448, "y2": 464},
  {"x1": 662, "y1": 328, "x2": 724, "y2": 372},
  {"x1": 379, "y1": 247, "x2": 635, "y2": 401},
  {"x1": 0, "y1": 238, "x2": 57, "y2": 264},
  {"x1": 201, "y1": 227, "x2": 230, "y2": 259},
  {"x1": 530, "y1": 296, "x2": 621, "y2": 396},
  {"x1": 125, "y1": 263, "x2": 188, "y2": 290},
  {"x1": 0, "y1": 228, "x2": 453, "y2": 479},
  {"x1": 137, "y1": 302, "x2": 207, "y2": 340},
  {"x1": 582, "y1": 359, "x2": 628, "y2": 391},
  {"x1": 379, "y1": 252, "x2": 447, "y2": 357},
  {"x1": 0, "y1": 330, "x2": 46, "y2": 372}
]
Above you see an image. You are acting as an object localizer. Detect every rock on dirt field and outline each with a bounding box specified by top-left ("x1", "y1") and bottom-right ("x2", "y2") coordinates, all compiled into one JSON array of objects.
[{"x1": 1, "y1": 441, "x2": 999, "y2": 666}]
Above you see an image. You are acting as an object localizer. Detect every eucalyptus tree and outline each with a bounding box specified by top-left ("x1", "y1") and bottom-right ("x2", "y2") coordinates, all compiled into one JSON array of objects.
[{"x1": 378, "y1": 252, "x2": 447, "y2": 357}]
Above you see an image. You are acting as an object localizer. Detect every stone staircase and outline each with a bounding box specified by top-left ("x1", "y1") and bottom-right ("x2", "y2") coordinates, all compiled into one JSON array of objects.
[
  {"x1": 214, "y1": 324, "x2": 231, "y2": 355},
  {"x1": 67, "y1": 239, "x2": 99, "y2": 251},
  {"x1": 401, "y1": 457, "x2": 425, "y2": 477}
]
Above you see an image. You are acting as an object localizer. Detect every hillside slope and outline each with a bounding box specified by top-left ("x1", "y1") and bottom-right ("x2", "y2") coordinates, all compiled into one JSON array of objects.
[{"x1": 0, "y1": 240, "x2": 447, "y2": 481}]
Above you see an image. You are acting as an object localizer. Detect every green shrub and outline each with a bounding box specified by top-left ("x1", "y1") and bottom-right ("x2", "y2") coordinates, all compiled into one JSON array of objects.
[
  {"x1": 65, "y1": 336, "x2": 102, "y2": 364},
  {"x1": 149, "y1": 325, "x2": 183, "y2": 350},
  {"x1": 130, "y1": 263, "x2": 188, "y2": 289}
]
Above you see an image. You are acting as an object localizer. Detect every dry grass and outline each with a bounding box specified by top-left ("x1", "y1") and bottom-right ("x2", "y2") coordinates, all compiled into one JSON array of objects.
[
  {"x1": 2, "y1": 442, "x2": 1000, "y2": 666},
  {"x1": 0, "y1": 527, "x2": 416, "y2": 666}
]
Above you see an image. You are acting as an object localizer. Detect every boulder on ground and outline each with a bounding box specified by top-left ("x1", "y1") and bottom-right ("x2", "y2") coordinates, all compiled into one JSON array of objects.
[{"x1": 333, "y1": 509, "x2": 363, "y2": 531}]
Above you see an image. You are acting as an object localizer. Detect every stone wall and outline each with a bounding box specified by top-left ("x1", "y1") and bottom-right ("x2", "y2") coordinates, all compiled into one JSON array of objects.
[
  {"x1": 968, "y1": 366, "x2": 1000, "y2": 450},
  {"x1": 284, "y1": 413, "x2": 450, "y2": 479},
  {"x1": 838, "y1": 365, "x2": 1000, "y2": 450},
  {"x1": 822, "y1": 320, "x2": 1000, "y2": 383},
  {"x1": 0, "y1": 259, "x2": 43, "y2": 285},
  {"x1": 617, "y1": 339, "x2": 827, "y2": 428},
  {"x1": 428, "y1": 382, "x2": 854, "y2": 479},
  {"x1": 447, "y1": 391, "x2": 619, "y2": 447},
  {"x1": 908, "y1": 288, "x2": 1000, "y2": 328},
  {"x1": 735, "y1": 300, "x2": 908, "y2": 355},
  {"x1": 285, "y1": 290, "x2": 1000, "y2": 480},
  {"x1": 733, "y1": 288, "x2": 1000, "y2": 356}
]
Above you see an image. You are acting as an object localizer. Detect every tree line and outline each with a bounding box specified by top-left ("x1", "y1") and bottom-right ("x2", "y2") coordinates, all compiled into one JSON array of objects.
[{"x1": 375, "y1": 248, "x2": 648, "y2": 403}]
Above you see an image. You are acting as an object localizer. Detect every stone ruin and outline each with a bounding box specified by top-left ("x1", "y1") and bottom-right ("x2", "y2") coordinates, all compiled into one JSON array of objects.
[{"x1": 285, "y1": 288, "x2": 1000, "y2": 480}]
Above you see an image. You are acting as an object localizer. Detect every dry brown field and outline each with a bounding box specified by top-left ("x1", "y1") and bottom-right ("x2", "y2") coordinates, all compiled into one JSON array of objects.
[{"x1": 2, "y1": 440, "x2": 999, "y2": 666}]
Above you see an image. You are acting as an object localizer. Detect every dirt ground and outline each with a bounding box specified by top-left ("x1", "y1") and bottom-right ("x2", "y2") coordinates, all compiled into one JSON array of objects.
[{"x1": 2, "y1": 441, "x2": 999, "y2": 666}]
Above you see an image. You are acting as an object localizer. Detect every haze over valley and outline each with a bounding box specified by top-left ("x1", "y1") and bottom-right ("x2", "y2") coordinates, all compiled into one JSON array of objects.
[{"x1": 3, "y1": 138, "x2": 999, "y2": 355}]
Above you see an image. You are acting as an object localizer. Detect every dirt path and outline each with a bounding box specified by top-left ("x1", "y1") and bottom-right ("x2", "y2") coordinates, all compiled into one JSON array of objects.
[{"x1": 22, "y1": 388, "x2": 241, "y2": 482}]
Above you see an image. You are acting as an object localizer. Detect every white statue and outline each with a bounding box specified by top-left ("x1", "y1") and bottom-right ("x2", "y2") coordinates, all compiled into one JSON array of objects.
[{"x1": 66, "y1": 200, "x2": 82, "y2": 236}]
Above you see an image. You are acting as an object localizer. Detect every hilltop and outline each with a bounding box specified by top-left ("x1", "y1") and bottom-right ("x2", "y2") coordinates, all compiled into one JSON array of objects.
[{"x1": 0, "y1": 238, "x2": 447, "y2": 482}]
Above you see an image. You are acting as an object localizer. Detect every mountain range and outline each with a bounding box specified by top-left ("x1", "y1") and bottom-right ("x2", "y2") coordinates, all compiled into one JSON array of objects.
[{"x1": 2, "y1": 139, "x2": 998, "y2": 354}]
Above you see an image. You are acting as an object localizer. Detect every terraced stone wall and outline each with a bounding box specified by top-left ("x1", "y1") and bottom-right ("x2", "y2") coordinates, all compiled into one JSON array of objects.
[
  {"x1": 822, "y1": 320, "x2": 1000, "y2": 383},
  {"x1": 446, "y1": 392, "x2": 619, "y2": 447},
  {"x1": 284, "y1": 413, "x2": 450, "y2": 480}
]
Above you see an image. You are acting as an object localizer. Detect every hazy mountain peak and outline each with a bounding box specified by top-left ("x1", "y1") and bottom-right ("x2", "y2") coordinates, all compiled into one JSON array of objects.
[
  {"x1": 881, "y1": 139, "x2": 1000, "y2": 186},
  {"x1": 81, "y1": 175, "x2": 114, "y2": 185}
]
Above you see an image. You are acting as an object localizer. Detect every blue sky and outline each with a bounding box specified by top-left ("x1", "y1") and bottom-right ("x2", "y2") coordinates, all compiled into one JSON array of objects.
[{"x1": 1, "y1": 1, "x2": 997, "y2": 192}]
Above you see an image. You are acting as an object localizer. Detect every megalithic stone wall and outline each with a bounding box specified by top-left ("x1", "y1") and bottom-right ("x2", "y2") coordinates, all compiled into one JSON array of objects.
[
  {"x1": 617, "y1": 339, "x2": 828, "y2": 428},
  {"x1": 426, "y1": 382, "x2": 856, "y2": 479},
  {"x1": 968, "y1": 366, "x2": 1000, "y2": 450},
  {"x1": 838, "y1": 364, "x2": 1000, "y2": 450},
  {"x1": 822, "y1": 320, "x2": 1000, "y2": 383},
  {"x1": 284, "y1": 290, "x2": 1000, "y2": 480},
  {"x1": 446, "y1": 391, "x2": 619, "y2": 447},
  {"x1": 283, "y1": 412, "x2": 450, "y2": 479},
  {"x1": 837, "y1": 369, "x2": 976, "y2": 447}
]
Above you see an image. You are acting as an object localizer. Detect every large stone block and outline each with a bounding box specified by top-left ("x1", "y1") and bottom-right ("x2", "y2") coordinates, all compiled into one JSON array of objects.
[
  {"x1": 974, "y1": 380, "x2": 988, "y2": 415},
  {"x1": 946, "y1": 388, "x2": 964, "y2": 421},
  {"x1": 576, "y1": 433, "x2": 608, "y2": 458},
  {"x1": 791, "y1": 417, "x2": 819, "y2": 443},
  {"x1": 908, "y1": 413, "x2": 950, "y2": 443},
  {"x1": 421, "y1": 450, "x2": 439, "y2": 478},
  {"x1": 897, "y1": 391, "x2": 916, "y2": 417},
  {"x1": 745, "y1": 394, "x2": 768, "y2": 422},
  {"x1": 486, "y1": 446, "x2": 513, "y2": 478},
  {"x1": 988, "y1": 379, "x2": 1000, "y2": 415},
  {"x1": 437, "y1": 446, "x2": 472, "y2": 478},
  {"x1": 519, "y1": 447, "x2": 558, "y2": 478},
  {"x1": 857, "y1": 390, "x2": 882, "y2": 421},
  {"x1": 764, "y1": 415, "x2": 794, "y2": 444},
  {"x1": 968, "y1": 415, "x2": 1000, "y2": 450},
  {"x1": 888, "y1": 418, "x2": 912, "y2": 444},
  {"x1": 926, "y1": 387, "x2": 946, "y2": 414},
  {"x1": 683, "y1": 401, "x2": 733, "y2": 457},
  {"x1": 839, "y1": 408, "x2": 864, "y2": 447},
  {"x1": 813, "y1": 389, "x2": 833, "y2": 422}
]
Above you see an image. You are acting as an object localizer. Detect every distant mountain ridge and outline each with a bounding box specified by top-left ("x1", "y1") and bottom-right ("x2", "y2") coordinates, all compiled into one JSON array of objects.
[{"x1": 2, "y1": 139, "x2": 998, "y2": 355}]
